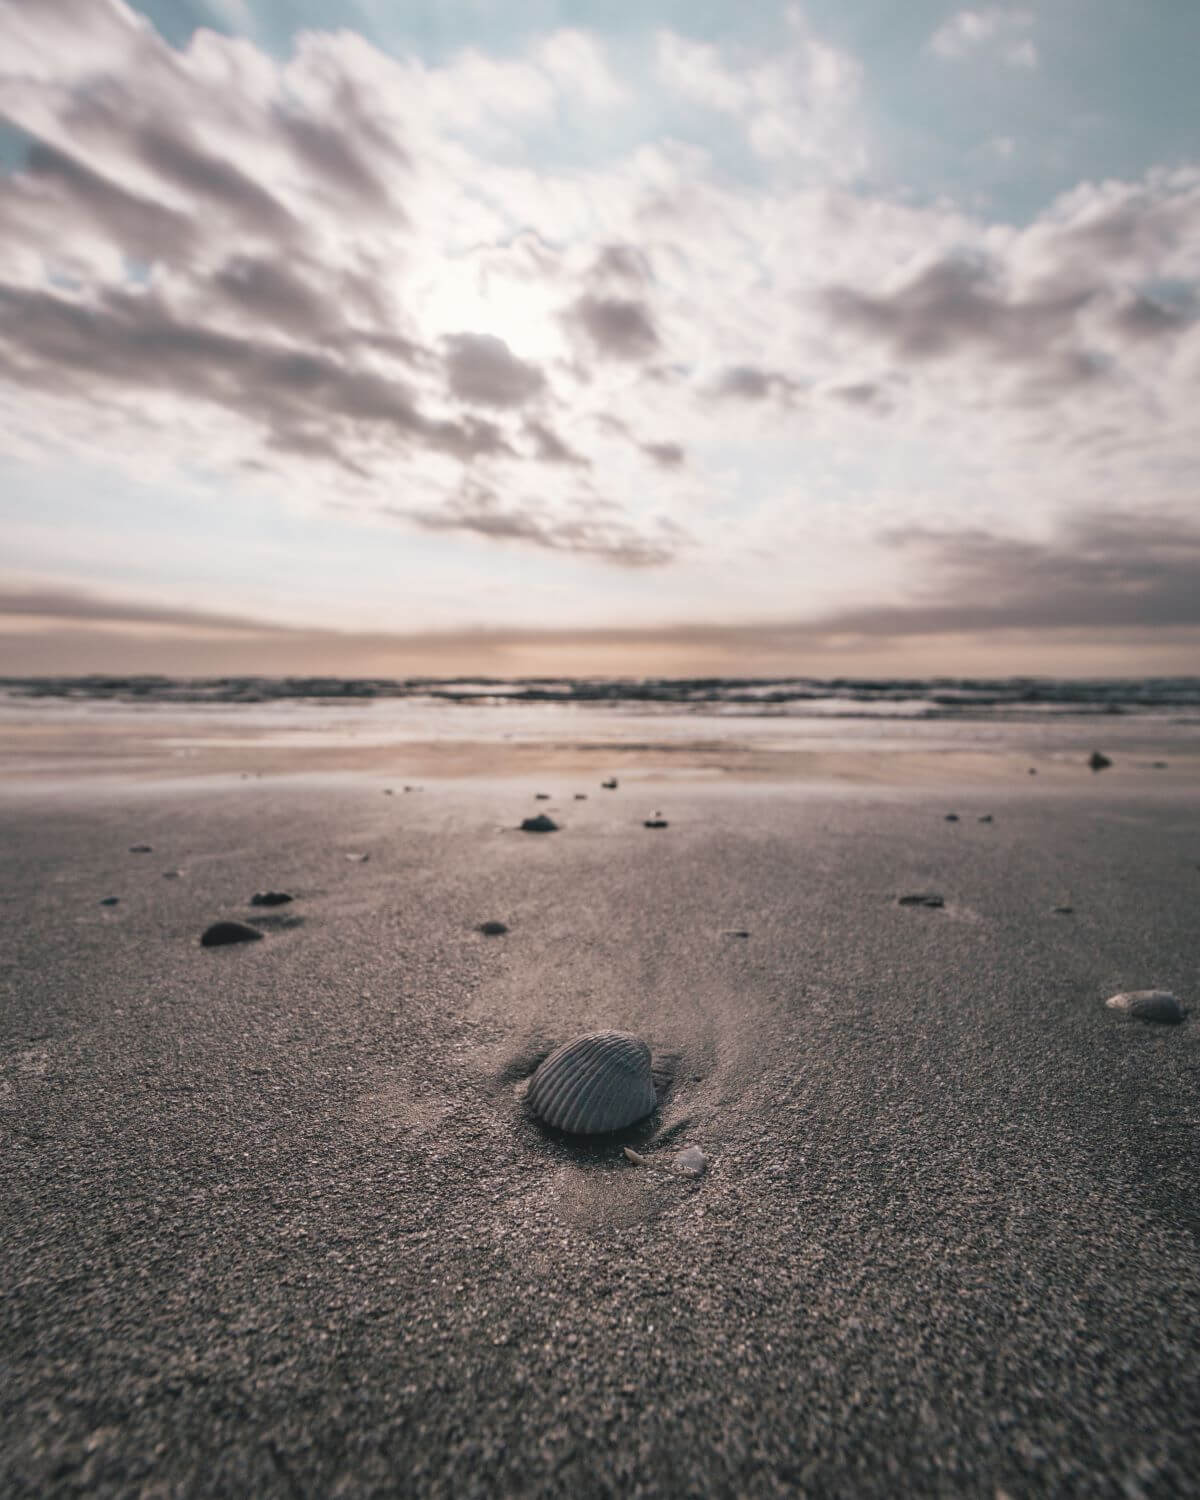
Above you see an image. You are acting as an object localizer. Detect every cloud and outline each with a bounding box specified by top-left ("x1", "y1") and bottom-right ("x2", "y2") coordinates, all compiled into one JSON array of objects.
[
  {"x1": 566, "y1": 295, "x2": 659, "y2": 360},
  {"x1": 399, "y1": 485, "x2": 682, "y2": 567},
  {"x1": 443, "y1": 333, "x2": 546, "y2": 408},
  {"x1": 641, "y1": 441, "x2": 685, "y2": 468},
  {"x1": 710, "y1": 365, "x2": 801, "y2": 402},
  {"x1": 928, "y1": 8, "x2": 1038, "y2": 68},
  {"x1": 0, "y1": 583, "x2": 279, "y2": 632}
]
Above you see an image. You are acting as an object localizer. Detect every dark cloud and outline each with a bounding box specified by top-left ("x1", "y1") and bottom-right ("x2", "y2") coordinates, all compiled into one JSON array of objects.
[
  {"x1": 0, "y1": 283, "x2": 510, "y2": 462},
  {"x1": 21, "y1": 142, "x2": 196, "y2": 261},
  {"x1": 0, "y1": 585, "x2": 280, "y2": 632},
  {"x1": 524, "y1": 419, "x2": 590, "y2": 467},
  {"x1": 274, "y1": 108, "x2": 398, "y2": 211},
  {"x1": 641, "y1": 441, "x2": 684, "y2": 467},
  {"x1": 1110, "y1": 291, "x2": 1194, "y2": 340},
  {"x1": 568, "y1": 295, "x2": 658, "y2": 360},
  {"x1": 133, "y1": 124, "x2": 298, "y2": 241},
  {"x1": 399, "y1": 485, "x2": 680, "y2": 567},
  {"x1": 823, "y1": 258, "x2": 1092, "y2": 363},
  {"x1": 444, "y1": 333, "x2": 546, "y2": 408},
  {"x1": 813, "y1": 511, "x2": 1200, "y2": 636},
  {"x1": 210, "y1": 255, "x2": 336, "y2": 338},
  {"x1": 711, "y1": 365, "x2": 800, "y2": 401}
]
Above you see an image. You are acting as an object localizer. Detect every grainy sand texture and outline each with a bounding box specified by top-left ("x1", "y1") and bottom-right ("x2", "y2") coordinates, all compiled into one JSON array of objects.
[{"x1": 2, "y1": 709, "x2": 1199, "y2": 1497}]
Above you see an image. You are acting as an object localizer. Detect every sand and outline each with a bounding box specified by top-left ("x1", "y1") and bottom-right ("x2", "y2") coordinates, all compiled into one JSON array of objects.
[{"x1": 2, "y1": 755, "x2": 1200, "y2": 1496}]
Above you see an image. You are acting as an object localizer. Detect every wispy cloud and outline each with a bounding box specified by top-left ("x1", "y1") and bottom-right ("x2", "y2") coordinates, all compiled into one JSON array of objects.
[{"x1": 928, "y1": 8, "x2": 1038, "y2": 68}]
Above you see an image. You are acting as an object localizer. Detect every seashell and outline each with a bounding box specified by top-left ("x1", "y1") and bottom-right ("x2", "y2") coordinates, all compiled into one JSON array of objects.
[
  {"x1": 520, "y1": 814, "x2": 558, "y2": 833},
  {"x1": 673, "y1": 1146, "x2": 707, "y2": 1176},
  {"x1": 623, "y1": 1147, "x2": 649, "y2": 1166},
  {"x1": 251, "y1": 891, "x2": 293, "y2": 907},
  {"x1": 528, "y1": 1032, "x2": 656, "y2": 1134},
  {"x1": 1105, "y1": 989, "x2": 1183, "y2": 1023},
  {"x1": 201, "y1": 920, "x2": 262, "y2": 947},
  {"x1": 345, "y1": 852, "x2": 370, "y2": 862}
]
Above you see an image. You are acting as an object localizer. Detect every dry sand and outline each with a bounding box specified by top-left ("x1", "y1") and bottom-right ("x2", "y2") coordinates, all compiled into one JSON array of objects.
[{"x1": 2, "y1": 753, "x2": 1200, "y2": 1496}]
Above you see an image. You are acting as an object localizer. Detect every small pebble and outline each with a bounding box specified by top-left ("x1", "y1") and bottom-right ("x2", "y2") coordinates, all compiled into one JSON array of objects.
[
  {"x1": 1089, "y1": 750, "x2": 1112, "y2": 772},
  {"x1": 1151, "y1": 761, "x2": 1168, "y2": 769},
  {"x1": 944, "y1": 813, "x2": 959, "y2": 822},
  {"x1": 644, "y1": 818, "x2": 669, "y2": 829},
  {"x1": 601, "y1": 778, "x2": 618, "y2": 789},
  {"x1": 978, "y1": 814, "x2": 993, "y2": 823},
  {"x1": 574, "y1": 794, "x2": 587, "y2": 800},
  {"x1": 129, "y1": 844, "x2": 153, "y2": 853},
  {"x1": 383, "y1": 788, "x2": 393, "y2": 795},
  {"x1": 623, "y1": 1148, "x2": 649, "y2": 1166},
  {"x1": 99, "y1": 896, "x2": 119, "y2": 906},
  {"x1": 722, "y1": 929, "x2": 750, "y2": 938},
  {"x1": 478, "y1": 921, "x2": 508, "y2": 936},
  {"x1": 1028, "y1": 767, "x2": 1037, "y2": 775},
  {"x1": 200, "y1": 920, "x2": 263, "y2": 948},
  {"x1": 673, "y1": 1146, "x2": 707, "y2": 1176},
  {"x1": 251, "y1": 891, "x2": 293, "y2": 907},
  {"x1": 520, "y1": 814, "x2": 558, "y2": 833},
  {"x1": 535, "y1": 793, "x2": 550, "y2": 800},
  {"x1": 898, "y1": 893, "x2": 944, "y2": 908},
  {"x1": 1052, "y1": 905, "x2": 1074, "y2": 915},
  {"x1": 1105, "y1": 989, "x2": 1183, "y2": 1023},
  {"x1": 162, "y1": 869, "x2": 184, "y2": 879},
  {"x1": 345, "y1": 852, "x2": 370, "y2": 862}
]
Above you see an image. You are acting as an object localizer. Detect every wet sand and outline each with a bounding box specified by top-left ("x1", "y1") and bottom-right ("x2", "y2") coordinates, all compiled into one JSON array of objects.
[{"x1": 2, "y1": 765, "x2": 1200, "y2": 1496}]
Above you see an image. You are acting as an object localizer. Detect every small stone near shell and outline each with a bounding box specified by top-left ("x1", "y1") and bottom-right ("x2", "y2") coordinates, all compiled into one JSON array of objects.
[
  {"x1": 898, "y1": 892, "x2": 944, "y2": 908},
  {"x1": 478, "y1": 920, "x2": 508, "y2": 936},
  {"x1": 528, "y1": 1031, "x2": 656, "y2": 1135},
  {"x1": 673, "y1": 1146, "x2": 707, "y2": 1176},
  {"x1": 520, "y1": 814, "x2": 558, "y2": 833},
  {"x1": 251, "y1": 891, "x2": 293, "y2": 907},
  {"x1": 1105, "y1": 989, "x2": 1183, "y2": 1023},
  {"x1": 201, "y1": 920, "x2": 263, "y2": 947},
  {"x1": 1089, "y1": 750, "x2": 1112, "y2": 772}
]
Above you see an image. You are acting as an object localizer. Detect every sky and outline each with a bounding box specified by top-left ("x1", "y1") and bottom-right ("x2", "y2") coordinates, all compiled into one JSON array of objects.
[{"x1": 1, "y1": 0, "x2": 1198, "y2": 678}]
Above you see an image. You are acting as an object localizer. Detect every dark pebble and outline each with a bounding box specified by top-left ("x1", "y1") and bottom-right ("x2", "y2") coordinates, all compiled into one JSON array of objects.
[
  {"x1": 162, "y1": 869, "x2": 184, "y2": 879},
  {"x1": 345, "y1": 853, "x2": 370, "y2": 862},
  {"x1": 978, "y1": 814, "x2": 993, "y2": 823},
  {"x1": 574, "y1": 794, "x2": 587, "y2": 800},
  {"x1": 200, "y1": 920, "x2": 263, "y2": 947},
  {"x1": 601, "y1": 778, "x2": 618, "y2": 789},
  {"x1": 944, "y1": 813, "x2": 959, "y2": 822},
  {"x1": 99, "y1": 896, "x2": 119, "y2": 906},
  {"x1": 1089, "y1": 751, "x2": 1112, "y2": 772},
  {"x1": 898, "y1": 893, "x2": 944, "y2": 908},
  {"x1": 535, "y1": 793, "x2": 550, "y2": 800},
  {"x1": 251, "y1": 891, "x2": 293, "y2": 907},
  {"x1": 478, "y1": 921, "x2": 509, "y2": 936},
  {"x1": 644, "y1": 818, "x2": 669, "y2": 829},
  {"x1": 1151, "y1": 761, "x2": 1168, "y2": 769},
  {"x1": 1052, "y1": 905, "x2": 1074, "y2": 915},
  {"x1": 722, "y1": 929, "x2": 750, "y2": 938},
  {"x1": 129, "y1": 844, "x2": 153, "y2": 853},
  {"x1": 520, "y1": 814, "x2": 559, "y2": 833},
  {"x1": 1028, "y1": 767, "x2": 1037, "y2": 775}
]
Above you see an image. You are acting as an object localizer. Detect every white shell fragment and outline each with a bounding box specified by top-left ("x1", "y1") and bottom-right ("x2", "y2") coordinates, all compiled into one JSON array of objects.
[
  {"x1": 1105, "y1": 989, "x2": 1184, "y2": 1024},
  {"x1": 528, "y1": 1032, "x2": 657, "y2": 1135},
  {"x1": 673, "y1": 1146, "x2": 707, "y2": 1176},
  {"x1": 623, "y1": 1147, "x2": 650, "y2": 1166}
]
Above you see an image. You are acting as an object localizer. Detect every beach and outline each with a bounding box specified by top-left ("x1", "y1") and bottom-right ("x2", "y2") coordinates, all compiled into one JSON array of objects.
[{"x1": 2, "y1": 700, "x2": 1199, "y2": 1497}]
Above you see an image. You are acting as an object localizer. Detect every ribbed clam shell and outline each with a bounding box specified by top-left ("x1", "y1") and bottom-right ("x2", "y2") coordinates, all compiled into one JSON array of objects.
[{"x1": 528, "y1": 1032, "x2": 656, "y2": 1135}]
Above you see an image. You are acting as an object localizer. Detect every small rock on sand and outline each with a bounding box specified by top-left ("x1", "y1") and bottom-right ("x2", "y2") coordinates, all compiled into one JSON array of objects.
[
  {"x1": 945, "y1": 813, "x2": 959, "y2": 822},
  {"x1": 201, "y1": 920, "x2": 263, "y2": 948},
  {"x1": 978, "y1": 814, "x2": 993, "y2": 823},
  {"x1": 251, "y1": 891, "x2": 293, "y2": 907},
  {"x1": 99, "y1": 896, "x2": 119, "y2": 906},
  {"x1": 673, "y1": 1146, "x2": 707, "y2": 1176},
  {"x1": 162, "y1": 869, "x2": 184, "y2": 879},
  {"x1": 601, "y1": 778, "x2": 618, "y2": 789},
  {"x1": 345, "y1": 853, "x2": 370, "y2": 862},
  {"x1": 644, "y1": 817, "x2": 669, "y2": 829},
  {"x1": 478, "y1": 921, "x2": 508, "y2": 936},
  {"x1": 1052, "y1": 905, "x2": 1075, "y2": 915},
  {"x1": 535, "y1": 793, "x2": 550, "y2": 800},
  {"x1": 898, "y1": 893, "x2": 944, "y2": 908},
  {"x1": 722, "y1": 929, "x2": 751, "y2": 938},
  {"x1": 1105, "y1": 989, "x2": 1183, "y2": 1023},
  {"x1": 1089, "y1": 751, "x2": 1112, "y2": 772},
  {"x1": 129, "y1": 844, "x2": 153, "y2": 853},
  {"x1": 574, "y1": 794, "x2": 587, "y2": 800},
  {"x1": 520, "y1": 814, "x2": 558, "y2": 833}
]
